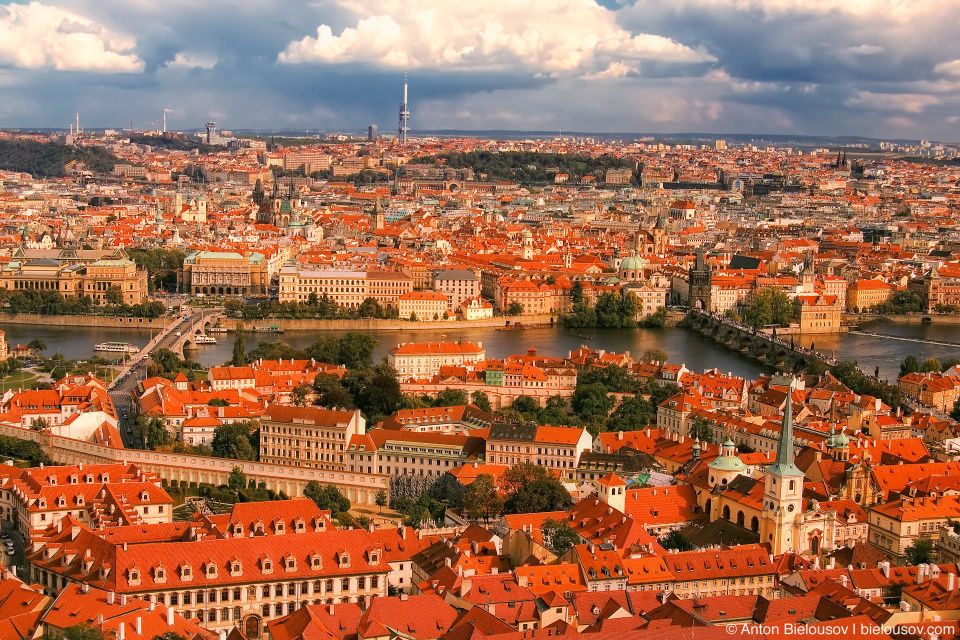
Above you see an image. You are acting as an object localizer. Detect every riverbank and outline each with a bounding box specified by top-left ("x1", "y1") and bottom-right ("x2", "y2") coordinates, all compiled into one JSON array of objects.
[
  {"x1": 845, "y1": 313, "x2": 960, "y2": 325},
  {"x1": 0, "y1": 313, "x2": 174, "y2": 329},
  {"x1": 235, "y1": 314, "x2": 557, "y2": 332}
]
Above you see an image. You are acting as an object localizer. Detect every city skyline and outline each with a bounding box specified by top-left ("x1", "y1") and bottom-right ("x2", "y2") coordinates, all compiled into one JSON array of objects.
[{"x1": 0, "y1": 0, "x2": 958, "y2": 140}]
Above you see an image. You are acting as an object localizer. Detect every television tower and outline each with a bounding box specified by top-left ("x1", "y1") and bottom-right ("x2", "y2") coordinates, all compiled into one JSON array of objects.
[{"x1": 398, "y1": 69, "x2": 410, "y2": 144}]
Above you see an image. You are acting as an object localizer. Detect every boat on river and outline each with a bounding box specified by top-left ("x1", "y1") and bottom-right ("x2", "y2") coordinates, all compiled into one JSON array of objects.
[{"x1": 95, "y1": 342, "x2": 139, "y2": 354}]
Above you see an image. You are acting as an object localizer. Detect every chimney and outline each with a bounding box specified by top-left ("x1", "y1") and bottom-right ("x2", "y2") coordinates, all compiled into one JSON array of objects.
[
  {"x1": 918, "y1": 564, "x2": 926, "y2": 584},
  {"x1": 108, "y1": 592, "x2": 115, "y2": 604},
  {"x1": 167, "y1": 607, "x2": 175, "y2": 625},
  {"x1": 949, "y1": 573, "x2": 957, "y2": 591},
  {"x1": 120, "y1": 594, "x2": 127, "y2": 606},
  {"x1": 330, "y1": 603, "x2": 335, "y2": 614},
  {"x1": 149, "y1": 602, "x2": 155, "y2": 612},
  {"x1": 489, "y1": 604, "x2": 496, "y2": 616},
  {"x1": 119, "y1": 623, "x2": 125, "y2": 640},
  {"x1": 136, "y1": 617, "x2": 142, "y2": 636},
  {"x1": 618, "y1": 431, "x2": 623, "y2": 440}
]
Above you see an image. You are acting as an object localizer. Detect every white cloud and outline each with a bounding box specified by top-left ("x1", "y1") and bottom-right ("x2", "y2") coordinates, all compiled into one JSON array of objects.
[
  {"x1": 279, "y1": 0, "x2": 713, "y2": 75},
  {"x1": 935, "y1": 60, "x2": 960, "y2": 76},
  {"x1": 845, "y1": 44, "x2": 883, "y2": 55},
  {"x1": 844, "y1": 91, "x2": 939, "y2": 113},
  {"x1": 166, "y1": 52, "x2": 217, "y2": 70},
  {"x1": 0, "y1": 2, "x2": 142, "y2": 72}
]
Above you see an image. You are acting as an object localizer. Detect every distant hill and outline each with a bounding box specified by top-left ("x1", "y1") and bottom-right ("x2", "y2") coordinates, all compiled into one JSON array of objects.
[{"x1": 0, "y1": 139, "x2": 122, "y2": 177}]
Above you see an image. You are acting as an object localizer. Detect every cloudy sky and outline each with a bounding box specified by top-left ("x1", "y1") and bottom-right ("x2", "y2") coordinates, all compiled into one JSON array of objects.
[{"x1": 1, "y1": 0, "x2": 958, "y2": 140}]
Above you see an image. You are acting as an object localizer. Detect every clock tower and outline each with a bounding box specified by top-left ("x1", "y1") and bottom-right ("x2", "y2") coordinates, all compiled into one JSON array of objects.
[{"x1": 762, "y1": 381, "x2": 805, "y2": 555}]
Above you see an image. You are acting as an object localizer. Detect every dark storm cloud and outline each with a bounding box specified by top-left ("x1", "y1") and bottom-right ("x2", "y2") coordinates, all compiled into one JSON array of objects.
[{"x1": 0, "y1": 0, "x2": 957, "y2": 139}]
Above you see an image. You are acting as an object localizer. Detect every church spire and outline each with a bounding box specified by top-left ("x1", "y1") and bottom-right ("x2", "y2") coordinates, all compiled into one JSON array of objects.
[{"x1": 768, "y1": 380, "x2": 803, "y2": 477}]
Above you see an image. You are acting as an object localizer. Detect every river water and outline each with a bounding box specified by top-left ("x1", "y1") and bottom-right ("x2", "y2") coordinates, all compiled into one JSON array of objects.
[{"x1": 3, "y1": 317, "x2": 959, "y2": 383}]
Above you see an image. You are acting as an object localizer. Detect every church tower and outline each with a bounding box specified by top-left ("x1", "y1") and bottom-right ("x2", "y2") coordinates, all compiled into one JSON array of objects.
[
  {"x1": 762, "y1": 381, "x2": 805, "y2": 555},
  {"x1": 522, "y1": 229, "x2": 533, "y2": 261},
  {"x1": 800, "y1": 251, "x2": 815, "y2": 294},
  {"x1": 372, "y1": 198, "x2": 385, "y2": 231},
  {"x1": 564, "y1": 245, "x2": 572, "y2": 269},
  {"x1": 688, "y1": 247, "x2": 712, "y2": 311}
]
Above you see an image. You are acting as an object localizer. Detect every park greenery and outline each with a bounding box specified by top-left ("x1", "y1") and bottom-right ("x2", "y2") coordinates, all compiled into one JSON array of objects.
[
  {"x1": 408, "y1": 151, "x2": 637, "y2": 185},
  {"x1": 461, "y1": 463, "x2": 572, "y2": 521},
  {"x1": 0, "y1": 139, "x2": 122, "y2": 177},
  {"x1": 127, "y1": 248, "x2": 186, "y2": 293},
  {"x1": 729, "y1": 287, "x2": 794, "y2": 330},
  {"x1": 871, "y1": 289, "x2": 922, "y2": 314},
  {"x1": 561, "y1": 291, "x2": 641, "y2": 329}
]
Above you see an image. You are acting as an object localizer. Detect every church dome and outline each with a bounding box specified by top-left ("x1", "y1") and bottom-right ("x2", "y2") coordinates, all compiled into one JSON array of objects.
[{"x1": 619, "y1": 250, "x2": 644, "y2": 272}]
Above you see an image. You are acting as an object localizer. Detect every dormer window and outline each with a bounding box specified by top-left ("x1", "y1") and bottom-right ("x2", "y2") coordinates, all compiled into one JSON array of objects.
[
  {"x1": 140, "y1": 491, "x2": 150, "y2": 501},
  {"x1": 85, "y1": 474, "x2": 94, "y2": 483},
  {"x1": 38, "y1": 499, "x2": 46, "y2": 509},
  {"x1": 233, "y1": 525, "x2": 242, "y2": 537},
  {"x1": 56, "y1": 496, "x2": 66, "y2": 508},
  {"x1": 82, "y1": 557, "x2": 94, "y2": 574},
  {"x1": 206, "y1": 563, "x2": 217, "y2": 578},
  {"x1": 310, "y1": 555, "x2": 322, "y2": 570},
  {"x1": 180, "y1": 564, "x2": 193, "y2": 580},
  {"x1": 285, "y1": 557, "x2": 296, "y2": 572},
  {"x1": 101, "y1": 474, "x2": 109, "y2": 482},
  {"x1": 155, "y1": 567, "x2": 166, "y2": 583},
  {"x1": 337, "y1": 551, "x2": 350, "y2": 568},
  {"x1": 231, "y1": 561, "x2": 242, "y2": 576},
  {"x1": 69, "y1": 475, "x2": 78, "y2": 484},
  {"x1": 128, "y1": 568, "x2": 141, "y2": 585},
  {"x1": 76, "y1": 496, "x2": 84, "y2": 506},
  {"x1": 261, "y1": 558, "x2": 273, "y2": 574},
  {"x1": 295, "y1": 518, "x2": 305, "y2": 532},
  {"x1": 273, "y1": 519, "x2": 285, "y2": 534},
  {"x1": 48, "y1": 476, "x2": 57, "y2": 485}
]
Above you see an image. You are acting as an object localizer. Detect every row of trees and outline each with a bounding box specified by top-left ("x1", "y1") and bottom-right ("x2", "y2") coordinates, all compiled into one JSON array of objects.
[
  {"x1": 899, "y1": 354, "x2": 960, "y2": 377},
  {"x1": 127, "y1": 248, "x2": 185, "y2": 292},
  {"x1": 1, "y1": 289, "x2": 165, "y2": 317},
  {"x1": 227, "y1": 295, "x2": 400, "y2": 321}
]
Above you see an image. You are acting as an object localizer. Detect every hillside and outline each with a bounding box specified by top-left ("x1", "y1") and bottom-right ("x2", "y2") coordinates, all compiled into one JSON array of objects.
[
  {"x1": 408, "y1": 150, "x2": 637, "y2": 184},
  {"x1": 0, "y1": 139, "x2": 123, "y2": 177}
]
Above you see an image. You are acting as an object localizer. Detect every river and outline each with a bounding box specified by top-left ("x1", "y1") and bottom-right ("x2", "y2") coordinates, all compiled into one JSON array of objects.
[{"x1": 3, "y1": 318, "x2": 959, "y2": 383}]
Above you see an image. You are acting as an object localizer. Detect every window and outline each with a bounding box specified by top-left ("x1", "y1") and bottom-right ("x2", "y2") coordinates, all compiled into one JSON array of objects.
[{"x1": 342, "y1": 578, "x2": 350, "y2": 592}]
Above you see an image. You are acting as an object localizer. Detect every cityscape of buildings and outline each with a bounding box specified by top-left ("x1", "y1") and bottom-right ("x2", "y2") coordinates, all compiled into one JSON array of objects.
[{"x1": 1, "y1": 119, "x2": 960, "y2": 640}]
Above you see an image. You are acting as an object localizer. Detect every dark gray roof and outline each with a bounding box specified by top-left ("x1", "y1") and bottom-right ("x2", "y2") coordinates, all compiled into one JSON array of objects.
[
  {"x1": 489, "y1": 421, "x2": 537, "y2": 441},
  {"x1": 434, "y1": 269, "x2": 478, "y2": 281}
]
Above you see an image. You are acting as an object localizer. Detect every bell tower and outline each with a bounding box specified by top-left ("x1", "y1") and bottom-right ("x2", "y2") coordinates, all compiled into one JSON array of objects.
[{"x1": 762, "y1": 380, "x2": 805, "y2": 554}]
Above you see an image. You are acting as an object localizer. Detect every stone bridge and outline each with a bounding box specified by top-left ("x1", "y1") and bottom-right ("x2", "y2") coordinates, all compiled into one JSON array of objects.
[
  {"x1": 169, "y1": 312, "x2": 223, "y2": 357},
  {"x1": 686, "y1": 309, "x2": 837, "y2": 372}
]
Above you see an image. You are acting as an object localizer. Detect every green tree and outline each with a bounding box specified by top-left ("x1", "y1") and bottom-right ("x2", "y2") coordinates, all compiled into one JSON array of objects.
[
  {"x1": 231, "y1": 322, "x2": 246, "y2": 366},
  {"x1": 210, "y1": 421, "x2": 259, "y2": 460},
  {"x1": 228, "y1": 466, "x2": 247, "y2": 491},
  {"x1": 470, "y1": 390, "x2": 492, "y2": 413},
  {"x1": 639, "y1": 306, "x2": 668, "y2": 328},
  {"x1": 900, "y1": 354, "x2": 921, "y2": 377},
  {"x1": 461, "y1": 474, "x2": 502, "y2": 522},
  {"x1": 433, "y1": 388, "x2": 468, "y2": 407},
  {"x1": 338, "y1": 332, "x2": 378, "y2": 370},
  {"x1": 689, "y1": 415, "x2": 714, "y2": 443},
  {"x1": 304, "y1": 481, "x2": 350, "y2": 516},
  {"x1": 921, "y1": 358, "x2": 942, "y2": 373},
  {"x1": 30, "y1": 417, "x2": 49, "y2": 432},
  {"x1": 28, "y1": 338, "x2": 47, "y2": 353},
  {"x1": 510, "y1": 395, "x2": 541, "y2": 422},
  {"x1": 571, "y1": 382, "x2": 615, "y2": 421},
  {"x1": 640, "y1": 348, "x2": 668, "y2": 364},
  {"x1": 376, "y1": 489, "x2": 387, "y2": 514},
  {"x1": 542, "y1": 518, "x2": 580, "y2": 555},
  {"x1": 605, "y1": 395, "x2": 653, "y2": 432},
  {"x1": 41, "y1": 624, "x2": 110, "y2": 640},
  {"x1": 306, "y1": 336, "x2": 341, "y2": 365},
  {"x1": 507, "y1": 301, "x2": 524, "y2": 316},
  {"x1": 906, "y1": 537, "x2": 934, "y2": 565},
  {"x1": 312, "y1": 373, "x2": 356, "y2": 410},
  {"x1": 571, "y1": 280, "x2": 584, "y2": 304},
  {"x1": 661, "y1": 529, "x2": 694, "y2": 551},
  {"x1": 208, "y1": 398, "x2": 230, "y2": 407},
  {"x1": 105, "y1": 285, "x2": 124, "y2": 305},
  {"x1": 292, "y1": 384, "x2": 311, "y2": 407},
  {"x1": 504, "y1": 476, "x2": 573, "y2": 514}
]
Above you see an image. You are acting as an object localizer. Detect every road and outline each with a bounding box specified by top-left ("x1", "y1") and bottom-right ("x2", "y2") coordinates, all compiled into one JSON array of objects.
[
  {"x1": 0, "y1": 520, "x2": 27, "y2": 581},
  {"x1": 108, "y1": 306, "x2": 219, "y2": 450}
]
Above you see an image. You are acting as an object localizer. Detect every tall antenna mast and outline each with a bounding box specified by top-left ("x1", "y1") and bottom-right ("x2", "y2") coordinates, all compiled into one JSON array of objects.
[
  {"x1": 398, "y1": 69, "x2": 410, "y2": 144},
  {"x1": 163, "y1": 109, "x2": 169, "y2": 134}
]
